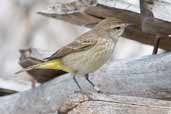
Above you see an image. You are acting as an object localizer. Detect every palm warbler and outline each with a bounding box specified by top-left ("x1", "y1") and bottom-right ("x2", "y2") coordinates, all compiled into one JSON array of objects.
[{"x1": 16, "y1": 17, "x2": 131, "y2": 92}]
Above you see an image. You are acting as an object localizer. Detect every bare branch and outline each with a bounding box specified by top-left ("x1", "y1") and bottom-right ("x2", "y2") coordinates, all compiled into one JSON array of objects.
[
  {"x1": 38, "y1": 1, "x2": 171, "y2": 50},
  {"x1": 1, "y1": 52, "x2": 171, "y2": 113},
  {"x1": 59, "y1": 93, "x2": 171, "y2": 114}
]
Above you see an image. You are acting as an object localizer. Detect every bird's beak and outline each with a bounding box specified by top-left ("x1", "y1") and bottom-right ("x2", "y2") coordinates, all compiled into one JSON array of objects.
[{"x1": 125, "y1": 23, "x2": 134, "y2": 27}]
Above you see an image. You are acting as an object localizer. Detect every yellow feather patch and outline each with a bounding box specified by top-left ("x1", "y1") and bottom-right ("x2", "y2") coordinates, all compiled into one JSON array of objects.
[{"x1": 37, "y1": 59, "x2": 74, "y2": 73}]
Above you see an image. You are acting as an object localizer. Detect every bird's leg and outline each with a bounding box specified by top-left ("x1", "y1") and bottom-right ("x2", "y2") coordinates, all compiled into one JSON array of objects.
[
  {"x1": 31, "y1": 78, "x2": 37, "y2": 89},
  {"x1": 152, "y1": 35, "x2": 160, "y2": 55},
  {"x1": 85, "y1": 74, "x2": 101, "y2": 93},
  {"x1": 85, "y1": 74, "x2": 95, "y2": 87},
  {"x1": 73, "y1": 74, "x2": 82, "y2": 91}
]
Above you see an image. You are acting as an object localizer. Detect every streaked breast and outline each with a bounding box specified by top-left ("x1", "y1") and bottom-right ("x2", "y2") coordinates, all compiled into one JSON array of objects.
[{"x1": 62, "y1": 38, "x2": 115, "y2": 74}]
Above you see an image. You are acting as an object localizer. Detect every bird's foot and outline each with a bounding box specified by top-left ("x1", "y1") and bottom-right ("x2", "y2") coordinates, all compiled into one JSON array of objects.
[{"x1": 94, "y1": 86, "x2": 103, "y2": 94}]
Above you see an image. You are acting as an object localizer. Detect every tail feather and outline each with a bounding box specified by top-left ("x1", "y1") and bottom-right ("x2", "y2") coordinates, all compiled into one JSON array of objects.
[
  {"x1": 16, "y1": 59, "x2": 73, "y2": 74},
  {"x1": 15, "y1": 64, "x2": 42, "y2": 74}
]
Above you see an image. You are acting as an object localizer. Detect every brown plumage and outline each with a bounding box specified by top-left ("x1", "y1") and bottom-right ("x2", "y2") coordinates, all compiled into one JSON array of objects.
[{"x1": 17, "y1": 17, "x2": 131, "y2": 92}]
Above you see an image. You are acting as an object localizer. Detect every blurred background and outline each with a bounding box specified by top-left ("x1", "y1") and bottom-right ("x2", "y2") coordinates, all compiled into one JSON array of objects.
[{"x1": 0, "y1": 0, "x2": 170, "y2": 82}]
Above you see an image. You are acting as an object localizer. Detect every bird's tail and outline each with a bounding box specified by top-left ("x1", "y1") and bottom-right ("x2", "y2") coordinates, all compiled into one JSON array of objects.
[{"x1": 15, "y1": 59, "x2": 73, "y2": 74}]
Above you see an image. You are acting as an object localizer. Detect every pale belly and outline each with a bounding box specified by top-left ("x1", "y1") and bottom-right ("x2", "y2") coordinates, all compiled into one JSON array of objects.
[{"x1": 62, "y1": 39, "x2": 115, "y2": 74}]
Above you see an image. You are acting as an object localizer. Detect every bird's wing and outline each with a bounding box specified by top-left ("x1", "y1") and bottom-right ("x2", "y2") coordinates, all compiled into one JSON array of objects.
[{"x1": 46, "y1": 31, "x2": 98, "y2": 60}]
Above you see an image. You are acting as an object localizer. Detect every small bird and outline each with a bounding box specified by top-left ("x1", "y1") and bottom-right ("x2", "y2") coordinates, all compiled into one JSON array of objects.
[{"x1": 16, "y1": 17, "x2": 131, "y2": 92}]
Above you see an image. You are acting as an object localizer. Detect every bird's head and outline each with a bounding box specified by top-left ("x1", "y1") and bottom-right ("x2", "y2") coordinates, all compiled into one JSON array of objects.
[{"x1": 95, "y1": 17, "x2": 132, "y2": 38}]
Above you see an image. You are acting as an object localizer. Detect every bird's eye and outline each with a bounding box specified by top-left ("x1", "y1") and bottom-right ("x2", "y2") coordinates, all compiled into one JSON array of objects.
[{"x1": 115, "y1": 26, "x2": 121, "y2": 30}]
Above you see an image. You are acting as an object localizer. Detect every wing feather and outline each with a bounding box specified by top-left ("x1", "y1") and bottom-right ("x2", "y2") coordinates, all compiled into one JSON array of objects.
[{"x1": 46, "y1": 31, "x2": 97, "y2": 60}]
